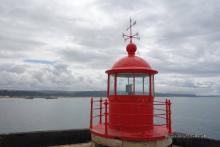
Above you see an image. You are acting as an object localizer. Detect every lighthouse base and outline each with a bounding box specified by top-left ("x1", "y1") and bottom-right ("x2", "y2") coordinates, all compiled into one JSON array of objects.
[{"x1": 91, "y1": 134, "x2": 172, "y2": 147}]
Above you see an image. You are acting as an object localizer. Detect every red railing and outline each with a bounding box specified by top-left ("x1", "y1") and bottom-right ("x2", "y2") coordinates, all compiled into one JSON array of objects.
[
  {"x1": 90, "y1": 97, "x2": 109, "y2": 135},
  {"x1": 90, "y1": 97, "x2": 172, "y2": 135}
]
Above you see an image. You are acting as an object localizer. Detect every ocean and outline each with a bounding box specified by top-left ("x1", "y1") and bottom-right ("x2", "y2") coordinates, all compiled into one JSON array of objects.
[{"x1": 0, "y1": 97, "x2": 219, "y2": 140}]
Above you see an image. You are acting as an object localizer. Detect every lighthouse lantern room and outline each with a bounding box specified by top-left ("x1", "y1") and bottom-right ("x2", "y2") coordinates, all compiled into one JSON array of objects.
[{"x1": 90, "y1": 19, "x2": 172, "y2": 147}]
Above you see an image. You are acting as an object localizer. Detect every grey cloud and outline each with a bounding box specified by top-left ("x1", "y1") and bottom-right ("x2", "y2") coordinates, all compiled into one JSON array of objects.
[
  {"x1": 140, "y1": 1, "x2": 220, "y2": 79},
  {"x1": 155, "y1": 73, "x2": 220, "y2": 95},
  {"x1": 59, "y1": 46, "x2": 123, "y2": 69},
  {"x1": 0, "y1": 0, "x2": 219, "y2": 95},
  {"x1": 0, "y1": 63, "x2": 76, "y2": 90},
  {"x1": 0, "y1": 35, "x2": 45, "y2": 51},
  {"x1": 0, "y1": 64, "x2": 25, "y2": 74}
]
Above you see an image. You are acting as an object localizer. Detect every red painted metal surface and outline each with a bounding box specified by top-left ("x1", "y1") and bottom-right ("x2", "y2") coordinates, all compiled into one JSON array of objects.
[
  {"x1": 108, "y1": 95, "x2": 154, "y2": 132},
  {"x1": 90, "y1": 98, "x2": 172, "y2": 141},
  {"x1": 105, "y1": 50, "x2": 158, "y2": 74},
  {"x1": 90, "y1": 19, "x2": 172, "y2": 141},
  {"x1": 106, "y1": 41, "x2": 158, "y2": 75}
]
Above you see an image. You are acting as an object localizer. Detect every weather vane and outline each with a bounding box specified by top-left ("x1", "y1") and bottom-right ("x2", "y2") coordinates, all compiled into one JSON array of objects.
[{"x1": 122, "y1": 18, "x2": 140, "y2": 43}]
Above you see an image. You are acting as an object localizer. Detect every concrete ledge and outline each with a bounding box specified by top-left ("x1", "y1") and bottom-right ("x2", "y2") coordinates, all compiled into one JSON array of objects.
[
  {"x1": 0, "y1": 129, "x2": 219, "y2": 147},
  {"x1": 51, "y1": 142, "x2": 91, "y2": 147},
  {"x1": 173, "y1": 137, "x2": 220, "y2": 147},
  {"x1": 91, "y1": 133, "x2": 172, "y2": 147},
  {"x1": 0, "y1": 129, "x2": 91, "y2": 147},
  {"x1": 92, "y1": 134, "x2": 122, "y2": 147}
]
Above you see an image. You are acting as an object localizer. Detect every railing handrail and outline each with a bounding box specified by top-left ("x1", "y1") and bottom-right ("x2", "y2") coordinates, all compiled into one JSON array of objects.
[
  {"x1": 107, "y1": 113, "x2": 167, "y2": 116},
  {"x1": 90, "y1": 97, "x2": 172, "y2": 135},
  {"x1": 108, "y1": 123, "x2": 167, "y2": 127},
  {"x1": 106, "y1": 102, "x2": 166, "y2": 105}
]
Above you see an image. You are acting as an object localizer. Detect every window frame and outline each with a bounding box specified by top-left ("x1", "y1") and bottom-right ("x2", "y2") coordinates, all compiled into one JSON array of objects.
[{"x1": 108, "y1": 73, "x2": 154, "y2": 96}]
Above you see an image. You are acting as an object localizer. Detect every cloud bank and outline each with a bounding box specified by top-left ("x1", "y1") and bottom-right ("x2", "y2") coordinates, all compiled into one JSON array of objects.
[{"x1": 0, "y1": 0, "x2": 219, "y2": 95}]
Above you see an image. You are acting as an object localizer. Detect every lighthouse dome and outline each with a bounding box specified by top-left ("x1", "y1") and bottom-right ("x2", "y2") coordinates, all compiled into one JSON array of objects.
[{"x1": 106, "y1": 43, "x2": 158, "y2": 74}]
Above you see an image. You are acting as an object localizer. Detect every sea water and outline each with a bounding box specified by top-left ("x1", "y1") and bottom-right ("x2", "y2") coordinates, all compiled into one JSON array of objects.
[{"x1": 0, "y1": 97, "x2": 219, "y2": 139}]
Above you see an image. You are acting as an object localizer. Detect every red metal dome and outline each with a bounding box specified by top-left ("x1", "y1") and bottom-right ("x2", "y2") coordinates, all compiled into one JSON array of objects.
[
  {"x1": 126, "y1": 42, "x2": 137, "y2": 56},
  {"x1": 106, "y1": 43, "x2": 158, "y2": 74}
]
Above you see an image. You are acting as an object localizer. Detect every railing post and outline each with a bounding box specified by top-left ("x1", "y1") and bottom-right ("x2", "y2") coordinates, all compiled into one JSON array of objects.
[
  {"x1": 168, "y1": 99, "x2": 172, "y2": 134},
  {"x1": 165, "y1": 99, "x2": 168, "y2": 128},
  {"x1": 104, "y1": 99, "x2": 108, "y2": 135},
  {"x1": 90, "y1": 97, "x2": 93, "y2": 129},
  {"x1": 150, "y1": 75, "x2": 152, "y2": 96},
  {"x1": 99, "y1": 97, "x2": 102, "y2": 124},
  {"x1": 107, "y1": 75, "x2": 110, "y2": 97}
]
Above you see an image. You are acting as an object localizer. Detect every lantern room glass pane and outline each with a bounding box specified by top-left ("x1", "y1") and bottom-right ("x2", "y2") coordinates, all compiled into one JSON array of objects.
[
  {"x1": 135, "y1": 76, "x2": 143, "y2": 95},
  {"x1": 116, "y1": 73, "x2": 150, "y2": 96},
  {"x1": 109, "y1": 74, "x2": 115, "y2": 95},
  {"x1": 144, "y1": 75, "x2": 150, "y2": 95},
  {"x1": 135, "y1": 74, "x2": 149, "y2": 95},
  {"x1": 117, "y1": 73, "x2": 134, "y2": 95}
]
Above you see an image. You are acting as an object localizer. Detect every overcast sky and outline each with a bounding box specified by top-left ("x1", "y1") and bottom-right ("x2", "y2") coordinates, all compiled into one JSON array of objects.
[{"x1": 0, "y1": 0, "x2": 219, "y2": 95}]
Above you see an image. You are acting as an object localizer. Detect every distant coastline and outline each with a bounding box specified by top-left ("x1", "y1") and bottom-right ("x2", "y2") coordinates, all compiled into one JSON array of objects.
[{"x1": 0, "y1": 90, "x2": 218, "y2": 99}]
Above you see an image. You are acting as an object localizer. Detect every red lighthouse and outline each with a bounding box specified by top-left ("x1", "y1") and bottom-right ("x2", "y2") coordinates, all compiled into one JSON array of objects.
[{"x1": 90, "y1": 19, "x2": 172, "y2": 147}]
